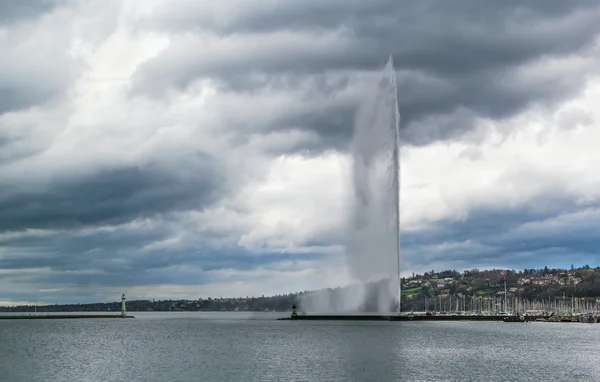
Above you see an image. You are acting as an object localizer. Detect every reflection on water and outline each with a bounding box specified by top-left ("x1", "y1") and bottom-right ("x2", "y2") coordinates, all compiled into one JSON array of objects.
[{"x1": 0, "y1": 312, "x2": 599, "y2": 381}]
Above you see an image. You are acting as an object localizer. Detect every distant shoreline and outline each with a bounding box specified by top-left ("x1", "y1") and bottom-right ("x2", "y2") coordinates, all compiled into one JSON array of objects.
[{"x1": 2, "y1": 266, "x2": 600, "y2": 313}]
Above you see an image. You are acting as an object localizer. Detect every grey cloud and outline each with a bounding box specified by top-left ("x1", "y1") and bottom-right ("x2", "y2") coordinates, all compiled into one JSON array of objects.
[
  {"x1": 131, "y1": 0, "x2": 600, "y2": 147},
  {"x1": 0, "y1": 158, "x2": 224, "y2": 233},
  {"x1": 0, "y1": 222, "x2": 169, "y2": 272},
  {"x1": 145, "y1": 0, "x2": 598, "y2": 37},
  {"x1": 458, "y1": 147, "x2": 484, "y2": 161},
  {"x1": 402, "y1": 195, "x2": 600, "y2": 270},
  {"x1": 0, "y1": 222, "x2": 320, "y2": 294},
  {"x1": 0, "y1": 0, "x2": 63, "y2": 25},
  {"x1": 0, "y1": 76, "x2": 74, "y2": 115},
  {"x1": 0, "y1": 1, "x2": 120, "y2": 115},
  {"x1": 0, "y1": 89, "x2": 44, "y2": 115},
  {"x1": 0, "y1": 131, "x2": 47, "y2": 166},
  {"x1": 137, "y1": 0, "x2": 600, "y2": 81}
]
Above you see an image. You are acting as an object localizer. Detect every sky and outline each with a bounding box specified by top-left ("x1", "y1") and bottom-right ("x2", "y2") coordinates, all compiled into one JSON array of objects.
[{"x1": 1, "y1": 0, "x2": 600, "y2": 304}]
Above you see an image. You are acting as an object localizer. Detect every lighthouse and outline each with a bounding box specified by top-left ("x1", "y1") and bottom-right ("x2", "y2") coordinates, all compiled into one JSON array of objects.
[{"x1": 121, "y1": 293, "x2": 127, "y2": 318}]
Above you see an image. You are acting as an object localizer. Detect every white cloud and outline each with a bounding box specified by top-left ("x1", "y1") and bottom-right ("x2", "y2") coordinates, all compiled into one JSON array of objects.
[
  {"x1": 401, "y1": 77, "x2": 600, "y2": 225},
  {"x1": 235, "y1": 152, "x2": 349, "y2": 251}
]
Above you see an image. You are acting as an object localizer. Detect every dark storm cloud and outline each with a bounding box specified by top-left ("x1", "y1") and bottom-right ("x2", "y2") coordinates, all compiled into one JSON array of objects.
[
  {"x1": 132, "y1": 0, "x2": 600, "y2": 147},
  {"x1": 405, "y1": 198, "x2": 579, "y2": 248},
  {"x1": 28, "y1": 251, "x2": 318, "y2": 288},
  {"x1": 1, "y1": 246, "x2": 323, "y2": 304},
  {"x1": 0, "y1": 222, "x2": 168, "y2": 271},
  {"x1": 402, "y1": 197, "x2": 600, "y2": 270},
  {"x1": 0, "y1": 0, "x2": 63, "y2": 25},
  {"x1": 0, "y1": 158, "x2": 224, "y2": 233},
  {"x1": 1, "y1": 225, "x2": 321, "y2": 290},
  {"x1": 147, "y1": 0, "x2": 599, "y2": 37}
]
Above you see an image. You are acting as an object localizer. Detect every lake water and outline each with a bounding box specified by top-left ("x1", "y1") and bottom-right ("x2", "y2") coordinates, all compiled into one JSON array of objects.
[{"x1": 1, "y1": 312, "x2": 599, "y2": 381}]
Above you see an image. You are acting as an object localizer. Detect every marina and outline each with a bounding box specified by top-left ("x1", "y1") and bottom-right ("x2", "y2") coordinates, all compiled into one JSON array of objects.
[
  {"x1": 278, "y1": 314, "x2": 505, "y2": 321},
  {"x1": 279, "y1": 313, "x2": 598, "y2": 323},
  {"x1": 278, "y1": 304, "x2": 599, "y2": 323}
]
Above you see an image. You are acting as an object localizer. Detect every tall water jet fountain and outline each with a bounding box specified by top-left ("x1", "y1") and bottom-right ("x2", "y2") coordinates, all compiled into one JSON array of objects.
[
  {"x1": 346, "y1": 55, "x2": 401, "y2": 313},
  {"x1": 298, "y1": 56, "x2": 401, "y2": 314}
]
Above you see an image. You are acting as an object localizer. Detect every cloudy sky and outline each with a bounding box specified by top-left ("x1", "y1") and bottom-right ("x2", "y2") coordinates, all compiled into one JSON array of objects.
[{"x1": 1, "y1": 0, "x2": 600, "y2": 304}]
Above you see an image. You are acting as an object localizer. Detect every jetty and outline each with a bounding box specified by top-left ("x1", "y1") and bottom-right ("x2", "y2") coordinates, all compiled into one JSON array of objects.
[
  {"x1": 0, "y1": 293, "x2": 135, "y2": 320},
  {"x1": 0, "y1": 314, "x2": 135, "y2": 320}
]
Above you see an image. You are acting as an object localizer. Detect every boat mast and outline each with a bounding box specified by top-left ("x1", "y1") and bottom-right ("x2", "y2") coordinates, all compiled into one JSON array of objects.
[{"x1": 504, "y1": 279, "x2": 507, "y2": 313}]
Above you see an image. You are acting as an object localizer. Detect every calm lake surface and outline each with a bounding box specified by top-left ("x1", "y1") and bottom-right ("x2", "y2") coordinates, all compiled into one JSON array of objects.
[{"x1": 1, "y1": 312, "x2": 599, "y2": 381}]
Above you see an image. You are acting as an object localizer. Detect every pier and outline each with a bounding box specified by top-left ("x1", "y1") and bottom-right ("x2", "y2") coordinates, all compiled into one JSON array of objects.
[
  {"x1": 0, "y1": 314, "x2": 135, "y2": 320},
  {"x1": 0, "y1": 293, "x2": 135, "y2": 320}
]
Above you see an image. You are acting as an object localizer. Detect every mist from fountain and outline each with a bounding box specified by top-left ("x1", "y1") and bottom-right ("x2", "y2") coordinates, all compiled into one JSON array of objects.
[{"x1": 299, "y1": 56, "x2": 401, "y2": 313}]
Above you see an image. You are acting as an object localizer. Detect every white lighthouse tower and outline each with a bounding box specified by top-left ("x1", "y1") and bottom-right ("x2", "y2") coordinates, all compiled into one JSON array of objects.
[{"x1": 121, "y1": 293, "x2": 127, "y2": 318}]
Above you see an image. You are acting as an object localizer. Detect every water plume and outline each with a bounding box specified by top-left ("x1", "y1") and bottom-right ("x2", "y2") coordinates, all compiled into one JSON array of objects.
[{"x1": 299, "y1": 56, "x2": 401, "y2": 313}]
